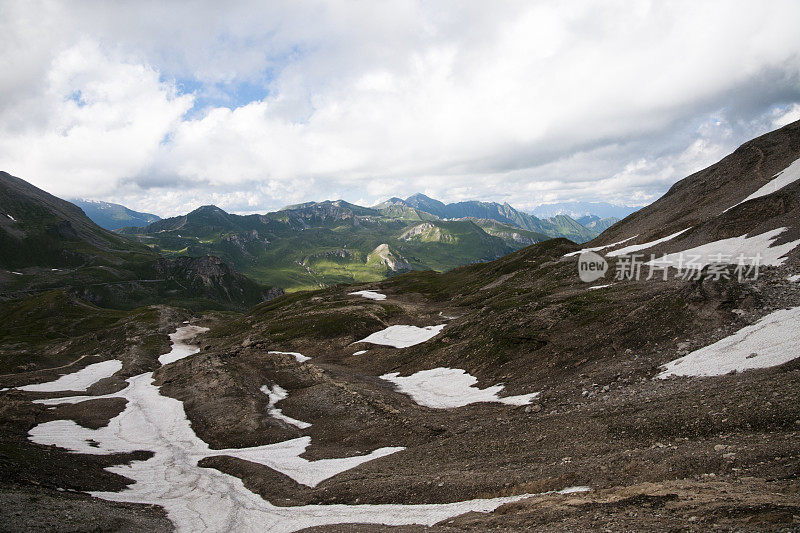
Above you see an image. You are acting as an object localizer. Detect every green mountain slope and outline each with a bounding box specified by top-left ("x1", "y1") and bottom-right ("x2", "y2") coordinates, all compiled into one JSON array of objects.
[
  {"x1": 576, "y1": 215, "x2": 619, "y2": 232},
  {"x1": 544, "y1": 214, "x2": 599, "y2": 242},
  {"x1": 121, "y1": 203, "x2": 521, "y2": 291},
  {"x1": 0, "y1": 172, "x2": 280, "y2": 310},
  {"x1": 0, "y1": 171, "x2": 156, "y2": 270}
]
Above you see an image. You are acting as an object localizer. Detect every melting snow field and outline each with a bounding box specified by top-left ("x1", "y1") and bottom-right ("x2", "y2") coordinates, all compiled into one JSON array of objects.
[
  {"x1": 605, "y1": 228, "x2": 691, "y2": 257},
  {"x1": 18, "y1": 360, "x2": 123, "y2": 392},
  {"x1": 729, "y1": 156, "x2": 800, "y2": 210},
  {"x1": 657, "y1": 306, "x2": 800, "y2": 378},
  {"x1": 25, "y1": 325, "x2": 540, "y2": 532},
  {"x1": 357, "y1": 324, "x2": 446, "y2": 348},
  {"x1": 269, "y1": 350, "x2": 311, "y2": 363},
  {"x1": 159, "y1": 326, "x2": 210, "y2": 364},
  {"x1": 556, "y1": 486, "x2": 592, "y2": 495},
  {"x1": 563, "y1": 235, "x2": 638, "y2": 257},
  {"x1": 381, "y1": 368, "x2": 539, "y2": 408},
  {"x1": 647, "y1": 227, "x2": 800, "y2": 268},
  {"x1": 261, "y1": 384, "x2": 312, "y2": 429},
  {"x1": 349, "y1": 290, "x2": 387, "y2": 301}
]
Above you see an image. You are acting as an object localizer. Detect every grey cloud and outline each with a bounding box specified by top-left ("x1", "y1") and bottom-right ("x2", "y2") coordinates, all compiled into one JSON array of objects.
[{"x1": 1, "y1": 1, "x2": 800, "y2": 215}]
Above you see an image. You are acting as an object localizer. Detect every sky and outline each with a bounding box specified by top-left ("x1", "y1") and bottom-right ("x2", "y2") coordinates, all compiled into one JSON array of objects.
[{"x1": 1, "y1": 0, "x2": 800, "y2": 217}]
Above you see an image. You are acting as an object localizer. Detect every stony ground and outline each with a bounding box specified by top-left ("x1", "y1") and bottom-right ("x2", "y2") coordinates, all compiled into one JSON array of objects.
[{"x1": 1, "y1": 241, "x2": 799, "y2": 531}]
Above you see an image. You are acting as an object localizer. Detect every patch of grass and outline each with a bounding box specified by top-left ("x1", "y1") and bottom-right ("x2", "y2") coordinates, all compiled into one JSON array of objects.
[{"x1": 0, "y1": 290, "x2": 160, "y2": 373}]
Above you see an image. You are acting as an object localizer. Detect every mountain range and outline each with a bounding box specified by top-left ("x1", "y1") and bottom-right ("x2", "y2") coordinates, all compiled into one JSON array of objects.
[
  {"x1": 376, "y1": 193, "x2": 601, "y2": 241},
  {"x1": 115, "y1": 194, "x2": 605, "y2": 292},
  {"x1": 531, "y1": 200, "x2": 639, "y2": 219},
  {"x1": 1, "y1": 120, "x2": 799, "y2": 531},
  {"x1": 0, "y1": 172, "x2": 280, "y2": 311},
  {"x1": 117, "y1": 202, "x2": 529, "y2": 291}
]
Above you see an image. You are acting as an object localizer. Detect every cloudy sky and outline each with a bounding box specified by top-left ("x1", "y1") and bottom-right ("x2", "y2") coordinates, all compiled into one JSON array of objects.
[{"x1": 2, "y1": 0, "x2": 800, "y2": 216}]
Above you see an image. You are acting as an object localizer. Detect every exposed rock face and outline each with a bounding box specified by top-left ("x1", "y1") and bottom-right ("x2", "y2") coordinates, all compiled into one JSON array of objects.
[
  {"x1": 367, "y1": 243, "x2": 411, "y2": 272},
  {"x1": 494, "y1": 231, "x2": 535, "y2": 245},
  {"x1": 399, "y1": 222, "x2": 454, "y2": 243},
  {"x1": 151, "y1": 256, "x2": 283, "y2": 305}
]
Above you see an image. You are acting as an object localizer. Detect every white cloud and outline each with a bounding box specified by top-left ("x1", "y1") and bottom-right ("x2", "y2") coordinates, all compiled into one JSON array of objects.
[
  {"x1": 0, "y1": 0, "x2": 799, "y2": 216},
  {"x1": 0, "y1": 39, "x2": 193, "y2": 199},
  {"x1": 772, "y1": 103, "x2": 800, "y2": 128}
]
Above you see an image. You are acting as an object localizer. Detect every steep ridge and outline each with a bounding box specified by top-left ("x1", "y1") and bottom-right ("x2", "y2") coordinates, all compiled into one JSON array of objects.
[
  {"x1": 586, "y1": 119, "x2": 800, "y2": 262},
  {"x1": 0, "y1": 171, "x2": 156, "y2": 270},
  {"x1": 577, "y1": 215, "x2": 620, "y2": 232},
  {"x1": 0, "y1": 173, "x2": 280, "y2": 311}
]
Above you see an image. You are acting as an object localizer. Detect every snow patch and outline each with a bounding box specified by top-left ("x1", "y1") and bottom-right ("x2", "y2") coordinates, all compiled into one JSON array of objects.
[
  {"x1": 728, "y1": 156, "x2": 800, "y2": 210},
  {"x1": 21, "y1": 322, "x2": 574, "y2": 532},
  {"x1": 563, "y1": 235, "x2": 638, "y2": 257},
  {"x1": 647, "y1": 227, "x2": 800, "y2": 268},
  {"x1": 18, "y1": 360, "x2": 122, "y2": 392},
  {"x1": 349, "y1": 290, "x2": 387, "y2": 301},
  {"x1": 787, "y1": 274, "x2": 800, "y2": 283},
  {"x1": 353, "y1": 350, "x2": 368, "y2": 356},
  {"x1": 261, "y1": 384, "x2": 312, "y2": 429},
  {"x1": 357, "y1": 324, "x2": 446, "y2": 348},
  {"x1": 28, "y1": 371, "x2": 531, "y2": 532},
  {"x1": 556, "y1": 486, "x2": 592, "y2": 495},
  {"x1": 657, "y1": 306, "x2": 800, "y2": 378},
  {"x1": 269, "y1": 351, "x2": 311, "y2": 363},
  {"x1": 6, "y1": 214, "x2": 15, "y2": 222},
  {"x1": 587, "y1": 284, "x2": 611, "y2": 291},
  {"x1": 11, "y1": 271, "x2": 22, "y2": 275},
  {"x1": 605, "y1": 228, "x2": 691, "y2": 257},
  {"x1": 159, "y1": 326, "x2": 210, "y2": 364},
  {"x1": 381, "y1": 368, "x2": 539, "y2": 408},
  {"x1": 28, "y1": 373, "x2": 402, "y2": 488}
]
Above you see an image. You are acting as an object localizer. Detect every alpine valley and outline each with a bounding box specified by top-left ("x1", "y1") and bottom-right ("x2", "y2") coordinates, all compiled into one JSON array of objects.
[
  {"x1": 117, "y1": 194, "x2": 602, "y2": 291},
  {"x1": 1, "y1": 119, "x2": 799, "y2": 532}
]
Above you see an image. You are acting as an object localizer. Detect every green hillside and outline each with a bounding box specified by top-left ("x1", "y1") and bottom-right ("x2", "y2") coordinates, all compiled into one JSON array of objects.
[
  {"x1": 121, "y1": 203, "x2": 526, "y2": 291},
  {"x1": 0, "y1": 172, "x2": 280, "y2": 311}
]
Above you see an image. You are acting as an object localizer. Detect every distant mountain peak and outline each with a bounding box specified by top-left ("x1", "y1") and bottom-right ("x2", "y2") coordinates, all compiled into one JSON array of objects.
[
  {"x1": 69, "y1": 198, "x2": 161, "y2": 231},
  {"x1": 406, "y1": 192, "x2": 434, "y2": 200},
  {"x1": 190, "y1": 204, "x2": 227, "y2": 214},
  {"x1": 373, "y1": 193, "x2": 598, "y2": 243},
  {"x1": 531, "y1": 201, "x2": 639, "y2": 220}
]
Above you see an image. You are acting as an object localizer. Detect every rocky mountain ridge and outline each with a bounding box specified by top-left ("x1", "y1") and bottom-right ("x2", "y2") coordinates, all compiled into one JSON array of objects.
[{"x1": 0, "y1": 173, "x2": 280, "y2": 311}]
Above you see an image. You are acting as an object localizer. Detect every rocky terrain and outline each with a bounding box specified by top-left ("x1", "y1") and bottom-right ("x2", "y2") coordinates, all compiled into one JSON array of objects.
[{"x1": 1, "y1": 120, "x2": 800, "y2": 531}]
